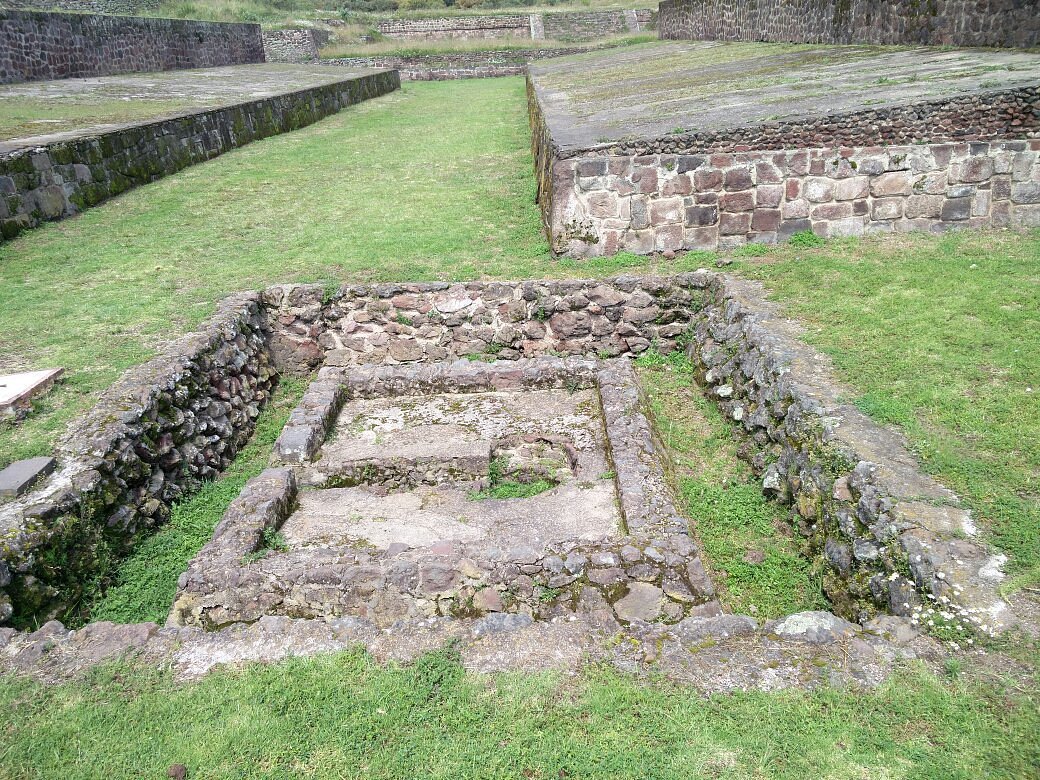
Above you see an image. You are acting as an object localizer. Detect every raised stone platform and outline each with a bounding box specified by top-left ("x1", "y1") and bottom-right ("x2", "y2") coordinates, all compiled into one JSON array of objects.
[
  {"x1": 0, "y1": 64, "x2": 399, "y2": 241},
  {"x1": 527, "y1": 42, "x2": 1040, "y2": 255}
]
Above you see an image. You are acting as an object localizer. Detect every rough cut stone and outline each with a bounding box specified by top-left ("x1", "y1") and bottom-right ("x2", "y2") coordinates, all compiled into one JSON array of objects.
[{"x1": 0, "y1": 457, "x2": 55, "y2": 498}]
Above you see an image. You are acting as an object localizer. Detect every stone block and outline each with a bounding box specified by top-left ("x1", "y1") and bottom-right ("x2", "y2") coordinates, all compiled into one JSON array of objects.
[
  {"x1": 755, "y1": 162, "x2": 782, "y2": 184},
  {"x1": 586, "y1": 191, "x2": 618, "y2": 218},
  {"x1": 633, "y1": 167, "x2": 659, "y2": 195},
  {"x1": 622, "y1": 229, "x2": 654, "y2": 254},
  {"x1": 720, "y1": 190, "x2": 755, "y2": 212},
  {"x1": 833, "y1": 177, "x2": 869, "y2": 201},
  {"x1": 756, "y1": 184, "x2": 783, "y2": 208},
  {"x1": 781, "y1": 199, "x2": 809, "y2": 219},
  {"x1": 719, "y1": 212, "x2": 751, "y2": 236},
  {"x1": 778, "y1": 218, "x2": 812, "y2": 241},
  {"x1": 654, "y1": 224, "x2": 684, "y2": 252},
  {"x1": 577, "y1": 158, "x2": 607, "y2": 178},
  {"x1": 649, "y1": 197, "x2": 683, "y2": 224},
  {"x1": 683, "y1": 226, "x2": 718, "y2": 250},
  {"x1": 960, "y1": 156, "x2": 994, "y2": 183},
  {"x1": 804, "y1": 178, "x2": 834, "y2": 203},
  {"x1": 0, "y1": 457, "x2": 56, "y2": 498},
  {"x1": 870, "y1": 172, "x2": 912, "y2": 197},
  {"x1": 677, "y1": 155, "x2": 705, "y2": 173},
  {"x1": 941, "y1": 197, "x2": 972, "y2": 221},
  {"x1": 1012, "y1": 182, "x2": 1040, "y2": 204},
  {"x1": 724, "y1": 168, "x2": 753, "y2": 191},
  {"x1": 871, "y1": 198, "x2": 904, "y2": 221},
  {"x1": 685, "y1": 205, "x2": 718, "y2": 227},
  {"x1": 972, "y1": 190, "x2": 991, "y2": 217},
  {"x1": 630, "y1": 196, "x2": 650, "y2": 230},
  {"x1": 750, "y1": 208, "x2": 780, "y2": 231},
  {"x1": 811, "y1": 202, "x2": 852, "y2": 220},
  {"x1": 694, "y1": 169, "x2": 723, "y2": 191},
  {"x1": 905, "y1": 194, "x2": 943, "y2": 219}
]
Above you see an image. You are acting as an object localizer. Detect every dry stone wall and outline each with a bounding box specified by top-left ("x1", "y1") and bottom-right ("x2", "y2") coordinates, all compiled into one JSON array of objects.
[
  {"x1": 548, "y1": 139, "x2": 1040, "y2": 255},
  {"x1": 0, "y1": 295, "x2": 276, "y2": 627},
  {"x1": 658, "y1": 0, "x2": 1039, "y2": 49},
  {"x1": 323, "y1": 47, "x2": 587, "y2": 81},
  {"x1": 529, "y1": 76, "x2": 1040, "y2": 255},
  {"x1": 686, "y1": 273, "x2": 1011, "y2": 630},
  {"x1": 0, "y1": 10, "x2": 264, "y2": 85},
  {"x1": 0, "y1": 69, "x2": 400, "y2": 242},
  {"x1": 262, "y1": 28, "x2": 330, "y2": 63},
  {"x1": 260, "y1": 277, "x2": 701, "y2": 375},
  {"x1": 0, "y1": 0, "x2": 160, "y2": 13},
  {"x1": 375, "y1": 9, "x2": 654, "y2": 43}
]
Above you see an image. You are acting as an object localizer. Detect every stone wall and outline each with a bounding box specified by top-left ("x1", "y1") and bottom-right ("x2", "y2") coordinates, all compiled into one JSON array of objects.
[
  {"x1": 0, "y1": 10, "x2": 265, "y2": 85},
  {"x1": 375, "y1": 9, "x2": 654, "y2": 43},
  {"x1": 529, "y1": 78, "x2": 1040, "y2": 255},
  {"x1": 658, "y1": 0, "x2": 1039, "y2": 49},
  {"x1": 323, "y1": 47, "x2": 587, "y2": 81},
  {"x1": 377, "y1": 14, "x2": 529, "y2": 40},
  {"x1": 541, "y1": 9, "x2": 653, "y2": 41},
  {"x1": 262, "y1": 28, "x2": 330, "y2": 63},
  {"x1": 0, "y1": 69, "x2": 400, "y2": 241},
  {"x1": 0, "y1": 295, "x2": 276, "y2": 626},
  {"x1": 0, "y1": 0, "x2": 160, "y2": 13},
  {"x1": 548, "y1": 139, "x2": 1040, "y2": 255},
  {"x1": 260, "y1": 277, "x2": 700, "y2": 374},
  {"x1": 686, "y1": 273, "x2": 1010, "y2": 629}
]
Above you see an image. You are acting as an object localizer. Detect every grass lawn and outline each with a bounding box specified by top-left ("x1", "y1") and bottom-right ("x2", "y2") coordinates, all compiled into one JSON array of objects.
[
  {"x1": 734, "y1": 230, "x2": 1040, "y2": 590},
  {"x1": 1, "y1": 646, "x2": 1038, "y2": 779}
]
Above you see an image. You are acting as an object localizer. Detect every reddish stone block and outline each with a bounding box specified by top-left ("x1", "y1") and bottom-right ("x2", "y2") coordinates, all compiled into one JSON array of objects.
[
  {"x1": 633, "y1": 167, "x2": 659, "y2": 195},
  {"x1": 649, "y1": 197, "x2": 683, "y2": 224},
  {"x1": 683, "y1": 226, "x2": 719, "y2": 250},
  {"x1": 608, "y1": 158, "x2": 631, "y2": 176},
  {"x1": 852, "y1": 199, "x2": 869, "y2": 216},
  {"x1": 724, "y1": 168, "x2": 754, "y2": 191},
  {"x1": 755, "y1": 162, "x2": 782, "y2": 184},
  {"x1": 710, "y1": 153, "x2": 733, "y2": 168},
  {"x1": 751, "y1": 209, "x2": 781, "y2": 231},
  {"x1": 785, "y1": 179, "x2": 801, "y2": 200},
  {"x1": 719, "y1": 212, "x2": 751, "y2": 236},
  {"x1": 696, "y1": 191, "x2": 718, "y2": 205},
  {"x1": 662, "y1": 174, "x2": 693, "y2": 197},
  {"x1": 720, "y1": 190, "x2": 755, "y2": 212},
  {"x1": 756, "y1": 184, "x2": 783, "y2": 208},
  {"x1": 782, "y1": 199, "x2": 809, "y2": 219},
  {"x1": 870, "y1": 172, "x2": 912, "y2": 197},
  {"x1": 694, "y1": 169, "x2": 723, "y2": 191},
  {"x1": 655, "y1": 224, "x2": 683, "y2": 252},
  {"x1": 811, "y1": 202, "x2": 853, "y2": 220},
  {"x1": 871, "y1": 198, "x2": 904, "y2": 220}
]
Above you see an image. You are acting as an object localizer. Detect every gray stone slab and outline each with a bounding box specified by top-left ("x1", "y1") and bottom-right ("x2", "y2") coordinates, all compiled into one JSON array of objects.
[
  {"x1": 0, "y1": 457, "x2": 56, "y2": 498},
  {"x1": 0, "y1": 367, "x2": 63, "y2": 417},
  {"x1": 528, "y1": 42, "x2": 1040, "y2": 151}
]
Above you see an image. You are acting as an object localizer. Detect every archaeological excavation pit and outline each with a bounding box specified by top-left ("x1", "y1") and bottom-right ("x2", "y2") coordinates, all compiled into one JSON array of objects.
[{"x1": 169, "y1": 356, "x2": 718, "y2": 630}]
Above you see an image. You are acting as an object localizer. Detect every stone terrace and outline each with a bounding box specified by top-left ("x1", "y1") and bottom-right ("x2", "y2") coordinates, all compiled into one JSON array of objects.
[
  {"x1": 527, "y1": 42, "x2": 1040, "y2": 255},
  {"x1": 528, "y1": 42, "x2": 1040, "y2": 154},
  {"x1": 0, "y1": 64, "x2": 386, "y2": 148}
]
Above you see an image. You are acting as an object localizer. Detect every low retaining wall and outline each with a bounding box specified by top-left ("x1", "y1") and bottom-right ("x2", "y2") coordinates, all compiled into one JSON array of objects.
[
  {"x1": 658, "y1": 0, "x2": 1039, "y2": 49},
  {"x1": 260, "y1": 277, "x2": 700, "y2": 374},
  {"x1": 529, "y1": 78, "x2": 1040, "y2": 255},
  {"x1": 686, "y1": 273, "x2": 1010, "y2": 630},
  {"x1": 376, "y1": 9, "x2": 654, "y2": 43},
  {"x1": 262, "y1": 28, "x2": 331, "y2": 63},
  {"x1": 0, "y1": 295, "x2": 276, "y2": 626},
  {"x1": 0, "y1": 10, "x2": 264, "y2": 85},
  {"x1": 0, "y1": 0, "x2": 160, "y2": 12},
  {"x1": 0, "y1": 69, "x2": 400, "y2": 242},
  {"x1": 323, "y1": 48, "x2": 586, "y2": 80}
]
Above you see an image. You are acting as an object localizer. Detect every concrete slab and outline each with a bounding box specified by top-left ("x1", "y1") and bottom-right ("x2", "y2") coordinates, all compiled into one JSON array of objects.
[
  {"x1": 0, "y1": 457, "x2": 55, "y2": 498},
  {"x1": 528, "y1": 41, "x2": 1040, "y2": 151},
  {"x1": 0, "y1": 368, "x2": 63, "y2": 418},
  {"x1": 0, "y1": 63, "x2": 387, "y2": 150},
  {"x1": 282, "y1": 480, "x2": 621, "y2": 550}
]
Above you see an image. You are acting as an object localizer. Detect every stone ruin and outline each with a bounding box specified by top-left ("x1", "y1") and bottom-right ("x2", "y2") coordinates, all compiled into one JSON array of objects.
[{"x1": 0, "y1": 273, "x2": 1016, "y2": 688}]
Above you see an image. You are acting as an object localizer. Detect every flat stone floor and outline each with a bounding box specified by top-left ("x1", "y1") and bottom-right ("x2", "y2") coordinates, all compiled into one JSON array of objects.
[
  {"x1": 528, "y1": 41, "x2": 1040, "y2": 151},
  {"x1": 283, "y1": 387, "x2": 621, "y2": 551},
  {"x1": 0, "y1": 63, "x2": 383, "y2": 150}
]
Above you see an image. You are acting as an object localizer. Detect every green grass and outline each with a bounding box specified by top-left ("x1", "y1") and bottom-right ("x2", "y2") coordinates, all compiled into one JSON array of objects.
[
  {"x1": 735, "y1": 229, "x2": 1040, "y2": 590},
  {"x1": 637, "y1": 350, "x2": 826, "y2": 617},
  {"x1": 0, "y1": 78, "x2": 701, "y2": 466},
  {"x1": 86, "y1": 377, "x2": 306, "y2": 625},
  {"x1": 1, "y1": 647, "x2": 1038, "y2": 779},
  {"x1": 0, "y1": 97, "x2": 200, "y2": 141}
]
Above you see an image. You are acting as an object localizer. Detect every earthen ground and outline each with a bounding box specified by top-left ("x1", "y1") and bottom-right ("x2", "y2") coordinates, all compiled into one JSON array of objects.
[
  {"x1": 0, "y1": 63, "x2": 386, "y2": 149},
  {"x1": 529, "y1": 42, "x2": 1040, "y2": 151}
]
